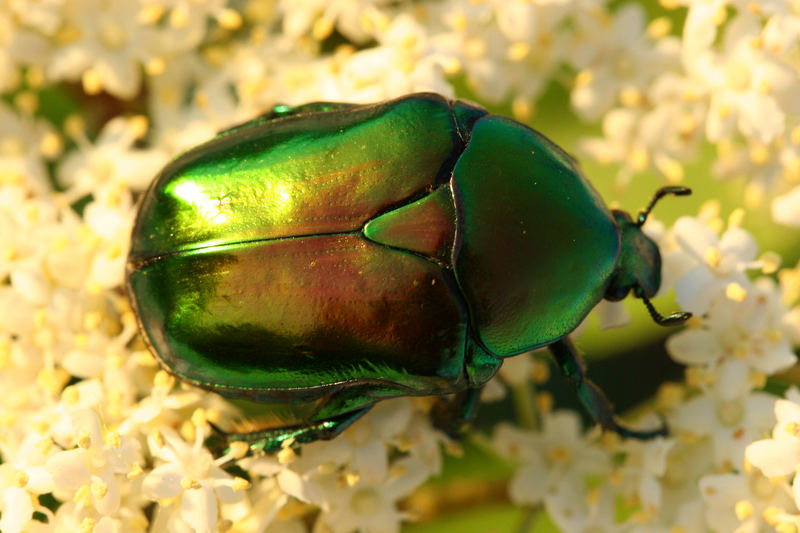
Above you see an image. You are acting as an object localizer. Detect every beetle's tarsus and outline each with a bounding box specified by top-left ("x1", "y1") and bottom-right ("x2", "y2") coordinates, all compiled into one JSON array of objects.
[
  {"x1": 604, "y1": 413, "x2": 669, "y2": 440},
  {"x1": 640, "y1": 293, "x2": 692, "y2": 327}
]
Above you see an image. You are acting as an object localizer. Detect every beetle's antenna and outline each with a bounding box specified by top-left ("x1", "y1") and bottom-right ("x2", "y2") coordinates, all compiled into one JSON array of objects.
[
  {"x1": 637, "y1": 186, "x2": 692, "y2": 226},
  {"x1": 640, "y1": 293, "x2": 692, "y2": 326}
]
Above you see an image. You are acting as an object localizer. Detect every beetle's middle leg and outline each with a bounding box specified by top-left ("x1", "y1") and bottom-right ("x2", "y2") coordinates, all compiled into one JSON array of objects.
[
  {"x1": 430, "y1": 387, "x2": 482, "y2": 438},
  {"x1": 548, "y1": 337, "x2": 667, "y2": 440}
]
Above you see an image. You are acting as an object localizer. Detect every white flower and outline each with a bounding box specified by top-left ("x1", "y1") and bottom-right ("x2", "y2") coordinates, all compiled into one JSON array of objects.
[
  {"x1": 57, "y1": 115, "x2": 167, "y2": 201},
  {"x1": 316, "y1": 15, "x2": 453, "y2": 101},
  {"x1": 487, "y1": 0, "x2": 574, "y2": 106},
  {"x1": 492, "y1": 411, "x2": 610, "y2": 506},
  {"x1": 661, "y1": 215, "x2": 758, "y2": 315},
  {"x1": 673, "y1": 391, "x2": 776, "y2": 470},
  {"x1": 433, "y1": 1, "x2": 512, "y2": 104},
  {"x1": 570, "y1": 4, "x2": 680, "y2": 120},
  {"x1": 580, "y1": 73, "x2": 706, "y2": 184},
  {"x1": 763, "y1": 7, "x2": 800, "y2": 56},
  {"x1": 388, "y1": 401, "x2": 447, "y2": 475},
  {"x1": 47, "y1": 0, "x2": 154, "y2": 98},
  {"x1": 700, "y1": 470, "x2": 795, "y2": 533},
  {"x1": 772, "y1": 183, "x2": 800, "y2": 227},
  {"x1": 0, "y1": 10, "x2": 51, "y2": 92},
  {"x1": 0, "y1": 431, "x2": 56, "y2": 533},
  {"x1": 218, "y1": 477, "x2": 288, "y2": 533},
  {"x1": 545, "y1": 472, "x2": 620, "y2": 533},
  {"x1": 712, "y1": 134, "x2": 800, "y2": 206},
  {"x1": 745, "y1": 389, "x2": 800, "y2": 510},
  {"x1": 666, "y1": 277, "x2": 796, "y2": 398},
  {"x1": 282, "y1": 456, "x2": 429, "y2": 533},
  {"x1": 149, "y1": 53, "x2": 244, "y2": 154},
  {"x1": 0, "y1": 102, "x2": 60, "y2": 193},
  {"x1": 280, "y1": 399, "x2": 414, "y2": 484},
  {"x1": 688, "y1": 13, "x2": 799, "y2": 144},
  {"x1": 45, "y1": 409, "x2": 141, "y2": 516},
  {"x1": 434, "y1": 0, "x2": 571, "y2": 108},
  {"x1": 278, "y1": 0, "x2": 394, "y2": 43},
  {"x1": 8, "y1": 0, "x2": 64, "y2": 36},
  {"x1": 615, "y1": 437, "x2": 675, "y2": 518},
  {"x1": 142, "y1": 425, "x2": 246, "y2": 533},
  {"x1": 120, "y1": 370, "x2": 205, "y2": 434}
]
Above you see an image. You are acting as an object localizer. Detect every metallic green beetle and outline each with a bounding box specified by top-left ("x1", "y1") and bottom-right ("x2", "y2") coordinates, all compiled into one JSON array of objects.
[{"x1": 126, "y1": 93, "x2": 690, "y2": 452}]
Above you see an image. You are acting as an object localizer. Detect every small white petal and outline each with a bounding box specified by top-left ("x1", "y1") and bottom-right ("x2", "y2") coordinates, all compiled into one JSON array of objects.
[
  {"x1": 142, "y1": 463, "x2": 186, "y2": 499},
  {"x1": 277, "y1": 469, "x2": 320, "y2": 503},
  {"x1": 673, "y1": 265, "x2": 718, "y2": 314},
  {"x1": 46, "y1": 449, "x2": 91, "y2": 490},
  {"x1": 10, "y1": 267, "x2": 48, "y2": 305},
  {"x1": 793, "y1": 476, "x2": 800, "y2": 511},
  {"x1": 715, "y1": 359, "x2": 749, "y2": 401},
  {"x1": 0, "y1": 486, "x2": 33, "y2": 533},
  {"x1": 180, "y1": 485, "x2": 217, "y2": 533},
  {"x1": 666, "y1": 328, "x2": 721, "y2": 365},
  {"x1": 96, "y1": 516, "x2": 123, "y2": 533},
  {"x1": 719, "y1": 226, "x2": 758, "y2": 264},
  {"x1": 93, "y1": 469, "x2": 121, "y2": 515},
  {"x1": 745, "y1": 439, "x2": 800, "y2": 477},
  {"x1": 508, "y1": 462, "x2": 548, "y2": 505},
  {"x1": 774, "y1": 398, "x2": 800, "y2": 425},
  {"x1": 771, "y1": 186, "x2": 800, "y2": 227}
]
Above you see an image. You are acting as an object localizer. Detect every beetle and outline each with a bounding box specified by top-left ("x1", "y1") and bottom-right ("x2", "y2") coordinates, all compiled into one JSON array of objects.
[{"x1": 126, "y1": 93, "x2": 690, "y2": 453}]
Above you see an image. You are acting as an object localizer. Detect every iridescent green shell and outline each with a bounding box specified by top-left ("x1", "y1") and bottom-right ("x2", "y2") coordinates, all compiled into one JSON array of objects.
[{"x1": 127, "y1": 93, "x2": 627, "y2": 422}]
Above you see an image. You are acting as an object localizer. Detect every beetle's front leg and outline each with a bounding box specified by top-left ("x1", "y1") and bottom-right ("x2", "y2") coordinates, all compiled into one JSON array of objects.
[{"x1": 548, "y1": 337, "x2": 667, "y2": 440}]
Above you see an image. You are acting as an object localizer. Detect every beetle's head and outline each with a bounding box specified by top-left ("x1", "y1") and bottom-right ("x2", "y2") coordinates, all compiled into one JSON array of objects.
[{"x1": 605, "y1": 186, "x2": 692, "y2": 327}]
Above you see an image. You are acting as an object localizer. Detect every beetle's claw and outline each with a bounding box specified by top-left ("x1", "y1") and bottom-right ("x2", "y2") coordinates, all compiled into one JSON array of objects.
[
  {"x1": 641, "y1": 294, "x2": 692, "y2": 328},
  {"x1": 657, "y1": 311, "x2": 692, "y2": 326}
]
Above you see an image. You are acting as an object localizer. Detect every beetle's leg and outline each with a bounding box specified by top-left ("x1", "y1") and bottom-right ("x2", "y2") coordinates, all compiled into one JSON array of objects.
[
  {"x1": 431, "y1": 387, "x2": 482, "y2": 439},
  {"x1": 548, "y1": 337, "x2": 667, "y2": 440},
  {"x1": 210, "y1": 406, "x2": 373, "y2": 456}
]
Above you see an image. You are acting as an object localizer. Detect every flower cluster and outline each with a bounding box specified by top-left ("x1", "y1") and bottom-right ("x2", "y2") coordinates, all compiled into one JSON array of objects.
[{"x1": 2, "y1": 0, "x2": 800, "y2": 532}]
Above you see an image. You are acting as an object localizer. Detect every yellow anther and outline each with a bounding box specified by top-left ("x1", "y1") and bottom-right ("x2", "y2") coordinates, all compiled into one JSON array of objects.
[
  {"x1": 150, "y1": 428, "x2": 165, "y2": 448},
  {"x1": 735, "y1": 499, "x2": 754, "y2": 520},
  {"x1": 575, "y1": 69, "x2": 593, "y2": 87},
  {"x1": 181, "y1": 477, "x2": 201, "y2": 490},
  {"x1": 77, "y1": 517, "x2": 96, "y2": 533},
  {"x1": 232, "y1": 476, "x2": 251, "y2": 491},
  {"x1": 647, "y1": 17, "x2": 672, "y2": 38},
  {"x1": 81, "y1": 69, "x2": 103, "y2": 95},
  {"x1": 217, "y1": 8, "x2": 243, "y2": 30},
  {"x1": 128, "y1": 462, "x2": 144, "y2": 479},
  {"x1": 507, "y1": 42, "x2": 530, "y2": 61},
  {"x1": 725, "y1": 281, "x2": 747, "y2": 302},
  {"x1": 277, "y1": 446, "x2": 296, "y2": 464},
  {"x1": 91, "y1": 480, "x2": 109, "y2": 499},
  {"x1": 705, "y1": 247, "x2": 722, "y2": 268}
]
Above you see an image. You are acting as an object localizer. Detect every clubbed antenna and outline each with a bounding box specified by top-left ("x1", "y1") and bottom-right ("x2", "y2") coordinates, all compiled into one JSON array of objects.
[{"x1": 637, "y1": 186, "x2": 692, "y2": 227}]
